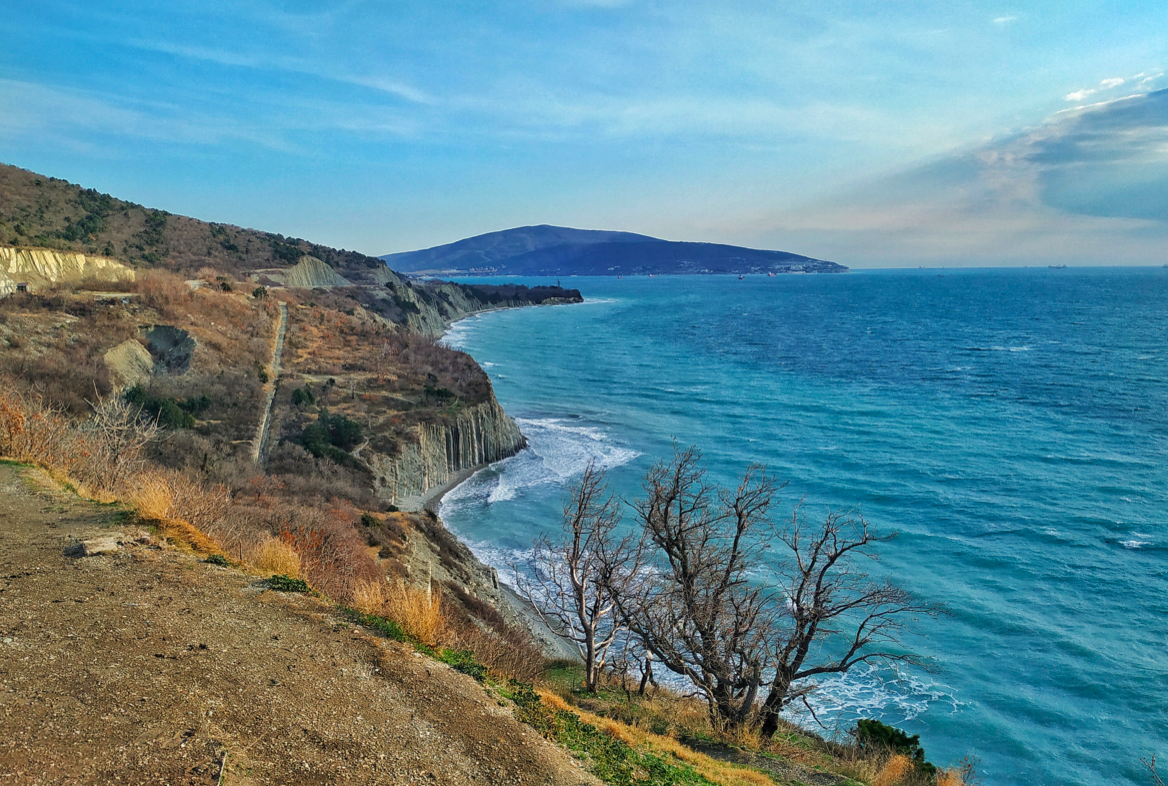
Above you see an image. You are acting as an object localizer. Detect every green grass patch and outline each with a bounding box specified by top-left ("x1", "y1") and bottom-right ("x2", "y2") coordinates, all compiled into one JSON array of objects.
[
  {"x1": 504, "y1": 681, "x2": 720, "y2": 786},
  {"x1": 340, "y1": 608, "x2": 489, "y2": 681},
  {"x1": 267, "y1": 574, "x2": 310, "y2": 593}
]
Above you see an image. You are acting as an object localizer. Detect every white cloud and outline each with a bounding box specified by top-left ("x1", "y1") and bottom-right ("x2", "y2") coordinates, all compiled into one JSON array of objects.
[
  {"x1": 126, "y1": 39, "x2": 434, "y2": 105},
  {"x1": 1100, "y1": 77, "x2": 1125, "y2": 89},
  {"x1": 1065, "y1": 89, "x2": 1096, "y2": 102},
  {"x1": 992, "y1": 16, "x2": 1017, "y2": 24}
]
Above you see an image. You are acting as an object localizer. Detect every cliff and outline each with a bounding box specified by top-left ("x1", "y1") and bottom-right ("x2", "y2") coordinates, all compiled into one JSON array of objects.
[
  {"x1": 0, "y1": 246, "x2": 135, "y2": 295},
  {"x1": 380, "y1": 277, "x2": 583, "y2": 336},
  {"x1": 366, "y1": 398, "x2": 526, "y2": 507}
]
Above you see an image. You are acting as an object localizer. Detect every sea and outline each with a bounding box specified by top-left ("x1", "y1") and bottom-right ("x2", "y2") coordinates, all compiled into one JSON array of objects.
[{"x1": 436, "y1": 268, "x2": 1168, "y2": 786}]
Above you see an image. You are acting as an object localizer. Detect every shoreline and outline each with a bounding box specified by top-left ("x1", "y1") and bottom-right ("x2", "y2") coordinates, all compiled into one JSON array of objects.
[{"x1": 415, "y1": 301, "x2": 583, "y2": 662}]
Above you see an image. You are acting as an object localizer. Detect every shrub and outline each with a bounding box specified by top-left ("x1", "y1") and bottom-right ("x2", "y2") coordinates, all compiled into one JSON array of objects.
[
  {"x1": 268, "y1": 574, "x2": 310, "y2": 593},
  {"x1": 298, "y1": 408, "x2": 364, "y2": 463},
  {"x1": 856, "y1": 719, "x2": 936, "y2": 776},
  {"x1": 123, "y1": 386, "x2": 196, "y2": 429},
  {"x1": 205, "y1": 553, "x2": 230, "y2": 567}
]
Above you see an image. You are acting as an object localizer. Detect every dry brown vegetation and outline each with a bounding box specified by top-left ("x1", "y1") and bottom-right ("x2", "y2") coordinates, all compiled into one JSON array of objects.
[{"x1": 0, "y1": 275, "x2": 552, "y2": 698}]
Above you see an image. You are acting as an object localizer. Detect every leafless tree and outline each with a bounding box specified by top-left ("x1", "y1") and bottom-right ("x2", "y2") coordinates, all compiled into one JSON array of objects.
[
  {"x1": 620, "y1": 446, "x2": 783, "y2": 732},
  {"x1": 516, "y1": 461, "x2": 644, "y2": 692},
  {"x1": 1144, "y1": 754, "x2": 1165, "y2": 786},
  {"x1": 756, "y1": 508, "x2": 940, "y2": 737},
  {"x1": 81, "y1": 394, "x2": 160, "y2": 494}
]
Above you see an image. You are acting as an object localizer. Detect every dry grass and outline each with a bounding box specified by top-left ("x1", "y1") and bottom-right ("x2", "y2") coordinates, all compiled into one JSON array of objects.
[
  {"x1": 351, "y1": 578, "x2": 386, "y2": 616},
  {"x1": 872, "y1": 753, "x2": 915, "y2": 786},
  {"x1": 254, "y1": 537, "x2": 302, "y2": 578},
  {"x1": 384, "y1": 579, "x2": 444, "y2": 646},
  {"x1": 128, "y1": 471, "x2": 175, "y2": 520},
  {"x1": 936, "y1": 768, "x2": 966, "y2": 786}
]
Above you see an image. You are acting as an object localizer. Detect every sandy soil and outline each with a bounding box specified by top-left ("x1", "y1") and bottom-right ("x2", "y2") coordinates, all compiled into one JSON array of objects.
[{"x1": 0, "y1": 464, "x2": 598, "y2": 786}]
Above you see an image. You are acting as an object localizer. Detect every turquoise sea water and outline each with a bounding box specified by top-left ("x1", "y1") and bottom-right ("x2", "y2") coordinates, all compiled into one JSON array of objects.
[{"x1": 437, "y1": 268, "x2": 1168, "y2": 785}]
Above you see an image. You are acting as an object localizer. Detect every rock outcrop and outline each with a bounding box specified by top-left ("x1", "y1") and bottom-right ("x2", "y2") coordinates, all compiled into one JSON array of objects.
[
  {"x1": 141, "y1": 325, "x2": 197, "y2": 374},
  {"x1": 103, "y1": 340, "x2": 154, "y2": 390},
  {"x1": 0, "y1": 246, "x2": 135, "y2": 295},
  {"x1": 249, "y1": 255, "x2": 354, "y2": 289},
  {"x1": 385, "y1": 278, "x2": 581, "y2": 337},
  {"x1": 367, "y1": 398, "x2": 526, "y2": 506}
]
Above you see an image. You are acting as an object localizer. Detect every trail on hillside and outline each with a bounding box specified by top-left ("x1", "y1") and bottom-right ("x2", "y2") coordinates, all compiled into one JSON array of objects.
[
  {"x1": 252, "y1": 301, "x2": 287, "y2": 465},
  {"x1": 0, "y1": 465, "x2": 598, "y2": 785}
]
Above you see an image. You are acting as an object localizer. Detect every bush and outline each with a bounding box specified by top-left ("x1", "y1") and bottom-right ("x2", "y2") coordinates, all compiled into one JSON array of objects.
[
  {"x1": 268, "y1": 574, "x2": 310, "y2": 593},
  {"x1": 298, "y1": 408, "x2": 364, "y2": 463},
  {"x1": 124, "y1": 385, "x2": 196, "y2": 429},
  {"x1": 205, "y1": 553, "x2": 230, "y2": 567},
  {"x1": 291, "y1": 386, "x2": 315, "y2": 406},
  {"x1": 856, "y1": 719, "x2": 936, "y2": 776}
]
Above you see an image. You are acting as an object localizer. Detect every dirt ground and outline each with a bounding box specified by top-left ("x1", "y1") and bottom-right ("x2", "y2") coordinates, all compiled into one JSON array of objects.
[{"x1": 0, "y1": 464, "x2": 599, "y2": 785}]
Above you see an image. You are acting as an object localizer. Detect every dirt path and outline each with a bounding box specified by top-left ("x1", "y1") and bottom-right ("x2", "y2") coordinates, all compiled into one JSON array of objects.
[
  {"x1": 251, "y1": 301, "x2": 287, "y2": 465},
  {"x1": 0, "y1": 464, "x2": 598, "y2": 785}
]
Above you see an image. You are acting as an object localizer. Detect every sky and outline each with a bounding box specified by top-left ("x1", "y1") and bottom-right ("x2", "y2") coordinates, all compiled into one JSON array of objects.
[{"x1": 0, "y1": 0, "x2": 1165, "y2": 266}]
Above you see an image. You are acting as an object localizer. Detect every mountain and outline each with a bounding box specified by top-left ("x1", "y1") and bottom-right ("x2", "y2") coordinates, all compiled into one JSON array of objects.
[{"x1": 381, "y1": 224, "x2": 847, "y2": 276}]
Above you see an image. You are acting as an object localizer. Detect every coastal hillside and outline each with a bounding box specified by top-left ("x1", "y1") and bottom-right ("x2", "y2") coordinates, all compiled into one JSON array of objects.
[
  {"x1": 381, "y1": 224, "x2": 848, "y2": 276},
  {"x1": 0, "y1": 162, "x2": 582, "y2": 336},
  {"x1": 0, "y1": 167, "x2": 975, "y2": 786}
]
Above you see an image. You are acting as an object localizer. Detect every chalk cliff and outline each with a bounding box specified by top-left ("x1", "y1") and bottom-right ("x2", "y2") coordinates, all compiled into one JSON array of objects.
[{"x1": 0, "y1": 246, "x2": 135, "y2": 295}]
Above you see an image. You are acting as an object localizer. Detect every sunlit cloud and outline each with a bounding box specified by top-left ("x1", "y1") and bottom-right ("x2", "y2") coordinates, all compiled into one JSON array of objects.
[
  {"x1": 992, "y1": 16, "x2": 1017, "y2": 24},
  {"x1": 754, "y1": 87, "x2": 1168, "y2": 265},
  {"x1": 1100, "y1": 77, "x2": 1126, "y2": 89}
]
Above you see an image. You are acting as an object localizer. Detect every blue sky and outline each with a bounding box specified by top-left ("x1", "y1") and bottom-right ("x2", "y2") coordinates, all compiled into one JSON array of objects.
[{"x1": 1, "y1": 0, "x2": 1165, "y2": 266}]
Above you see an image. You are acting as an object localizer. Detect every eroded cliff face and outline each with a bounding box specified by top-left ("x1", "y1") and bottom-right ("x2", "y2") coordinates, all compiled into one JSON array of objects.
[
  {"x1": 367, "y1": 398, "x2": 526, "y2": 507},
  {"x1": 0, "y1": 246, "x2": 136, "y2": 295},
  {"x1": 386, "y1": 279, "x2": 579, "y2": 337}
]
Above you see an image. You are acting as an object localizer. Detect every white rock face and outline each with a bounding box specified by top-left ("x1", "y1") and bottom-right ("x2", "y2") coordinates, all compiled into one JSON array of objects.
[
  {"x1": 0, "y1": 247, "x2": 136, "y2": 295},
  {"x1": 249, "y1": 256, "x2": 353, "y2": 289}
]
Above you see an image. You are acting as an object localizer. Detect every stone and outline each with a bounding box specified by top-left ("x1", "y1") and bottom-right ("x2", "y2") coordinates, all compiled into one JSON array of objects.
[{"x1": 64, "y1": 535, "x2": 123, "y2": 557}]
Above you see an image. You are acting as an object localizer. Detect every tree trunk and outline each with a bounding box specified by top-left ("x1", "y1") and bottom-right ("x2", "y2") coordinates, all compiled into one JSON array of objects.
[{"x1": 758, "y1": 671, "x2": 792, "y2": 738}]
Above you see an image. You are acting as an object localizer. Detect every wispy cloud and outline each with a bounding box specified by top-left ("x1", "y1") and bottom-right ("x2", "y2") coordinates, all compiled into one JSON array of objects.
[
  {"x1": 992, "y1": 16, "x2": 1017, "y2": 24},
  {"x1": 1100, "y1": 77, "x2": 1125, "y2": 89},
  {"x1": 127, "y1": 39, "x2": 434, "y2": 104},
  {"x1": 1066, "y1": 88, "x2": 1096, "y2": 102},
  {"x1": 0, "y1": 78, "x2": 285, "y2": 150}
]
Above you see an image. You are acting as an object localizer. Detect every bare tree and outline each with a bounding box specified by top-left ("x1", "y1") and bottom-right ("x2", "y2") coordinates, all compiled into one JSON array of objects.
[
  {"x1": 620, "y1": 446, "x2": 782, "y2": 732},
  {"x1": 81, "y1": 394, "x2": 160, "y2": 494},
  {"x1": 756, "y1": 508, "x2": 939, "y2": 737},
  {"x1": 1144, "y1": 754, "x2": 1165, "y2": 786},
  {"x1": 516, "y1": 461, "x2": 643, "y2": 692}
]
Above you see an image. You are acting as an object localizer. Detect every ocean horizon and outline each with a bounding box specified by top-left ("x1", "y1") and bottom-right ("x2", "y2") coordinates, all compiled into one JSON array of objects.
[{"x1": 438, "y1": 267, "x2": 1168, "y2": 786}]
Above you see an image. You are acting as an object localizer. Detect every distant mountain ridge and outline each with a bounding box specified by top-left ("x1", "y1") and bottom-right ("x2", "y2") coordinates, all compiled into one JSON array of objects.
[{"x1": 381, "y1": 224, "x2": 847, "y2": 276}]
